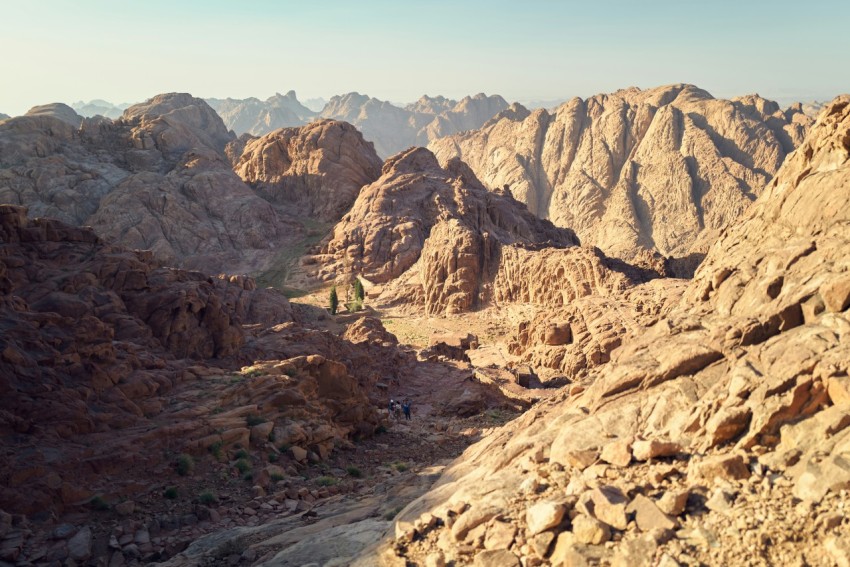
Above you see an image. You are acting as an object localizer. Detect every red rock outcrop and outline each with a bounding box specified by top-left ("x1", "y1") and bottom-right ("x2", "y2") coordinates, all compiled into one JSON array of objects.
[
  {"x1": 233, "y1": 119, "x2": 382, "y2": 221},
  {"x1": 430, "y1": 84, "x2": 813, "y2": 271}
]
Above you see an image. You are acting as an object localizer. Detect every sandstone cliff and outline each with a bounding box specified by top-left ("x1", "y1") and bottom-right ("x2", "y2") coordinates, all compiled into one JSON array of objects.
[
  {"x1": 372, "y1": 96, "x2": 850, "y2": 566},
  {"x1": 320, "y1": 92, "x2": 509, "y2": 158},
  {"x1": 429, "y1": 84, "x2": 813, "y2": 271},
  {"x1": 206, "y1": 91, "x2": 317, "y2": 136},
  {"x1": 233, "y1": 119, "x2": 382, "y2": 222}
]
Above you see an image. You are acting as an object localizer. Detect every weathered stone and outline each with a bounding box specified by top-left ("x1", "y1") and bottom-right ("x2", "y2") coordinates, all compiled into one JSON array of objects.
[
  {"x1": 290, "y1": 446, "x2": 308, "y2": 462},
  {"x1": 821, "y1": 275, "x2": 850, "y2": 313},
  {"x1": 571, "y1": 514, "x2": 611, "y2": 545},
  {"x1": 631, "y1": 439, "x2": 682, "y2": 461},
  {"x1": 827, "y1": 375, "x2": 850, "y2": 406},
  {"x1": 68, "y1": 526, "x2": 93, "y2": 561},
  {"x1": 688, "y1": 454, "x2": 750, "y2": 484},
  {"x1": 484, "y1": 521, "x2": 517, "y2": 551},
  {"x1": 704, "y1": 488, "x2": 736, "y2": 513},
  {"x1": 525, "y1": 501, "x2": 566, "y2": 535},
  {"x1": 114, "y1": 501, "x2": 135, "y2": 516},
  {"x1": 600, "y1": 438, "x2": 632, "y2": 467},
  {"x1": 588, "y1": 486, "x2": 629, "y2": 530},
  {"x1": 626, "y1": 494, "x2": 678, "y2": 531},
  {"x1": 452, "y1": 506, "x2": 500, "y2": 542},
  {"x1": 249, "y1": 422, "x2": 275, "y2": 445},
  {"x1": 704, "y1": 407, "x2": 752, "y2": 447},
  {"x1": 473, "y1": 549, "x2": 521, "y2": 567},
  {"x1": 656, "y1": 490, "x2": 689, "y2": 516}
]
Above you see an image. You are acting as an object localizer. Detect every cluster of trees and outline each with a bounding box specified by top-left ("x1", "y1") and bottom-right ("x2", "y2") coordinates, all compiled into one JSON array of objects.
[{"x1": 329, "y1": 278, "x2": 365, "y2": 315}]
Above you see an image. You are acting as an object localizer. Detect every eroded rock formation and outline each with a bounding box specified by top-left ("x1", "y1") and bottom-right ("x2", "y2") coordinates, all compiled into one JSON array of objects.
[
  {"x1": 371, "y1": 96, "x2": 850, "y2": 567},
  {"x1": 429, "y1": 84, "x2": 814, "y2": 270},
  {"x1": 0, "y1": 205, "x2": 399, "y2": 522},
  {"x1": 233, "y1": 119, "x2": 382, "y2": 221},
  {"x1": 0, "y1": 93, "x2": 382, "y2": 275}
]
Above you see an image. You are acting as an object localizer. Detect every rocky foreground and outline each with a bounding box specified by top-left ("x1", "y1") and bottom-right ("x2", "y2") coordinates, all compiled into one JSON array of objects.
[{"x1": 356, "y1": 97, "x2": 850, "y2": 566}]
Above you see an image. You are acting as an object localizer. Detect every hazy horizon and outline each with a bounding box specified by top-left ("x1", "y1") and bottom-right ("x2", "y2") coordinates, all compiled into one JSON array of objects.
[{"x1": 1, "y1": 0, "x2": 847, "y2": 117}]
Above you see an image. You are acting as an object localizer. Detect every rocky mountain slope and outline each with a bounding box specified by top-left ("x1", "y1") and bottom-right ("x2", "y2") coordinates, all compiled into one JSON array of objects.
[
  {"x1": 0, "y1": 113, "x2": 9, "y2": 122},
  {"x1": 0, "y1": 203, "x2": 521, "y2": 564},
  {"x1": 429, "y1": 84, "x2": 814, "y2": 272},
  {"x1": 206, "y1": 91, "x2": 317, "y2": 136},
  {"x1": 365, "y1": 96, "x2": 850, "y2": 566},
  {"x1": 0, "y1": 93, "x2": 381, "y2": 275},
  {"x1": 233, "y1": 119, "x2": 382, "y2": 222},
  {"x1": 311, "y1": 147, "x2": 660, "y2": 318},
  {"x1": 320, "y1": 93, "x2": 509, "y2": 158}
]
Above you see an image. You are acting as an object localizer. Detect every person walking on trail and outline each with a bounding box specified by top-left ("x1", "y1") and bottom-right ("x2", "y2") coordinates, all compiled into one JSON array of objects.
[
  {"x1": 388, "y1": 399, "x2": 395, "y2": 414},
  {"x1": 402, "y1": 399, "x2": 411, "y2": 421},
  {"x1": 392, "y1": 400, "x2": 402, "y2": 421}
]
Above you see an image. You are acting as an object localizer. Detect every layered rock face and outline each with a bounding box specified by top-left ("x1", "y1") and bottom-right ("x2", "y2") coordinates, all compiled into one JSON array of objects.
[
  {"x1": 206, "y1": 91, "x2": 317, "y2": 136},
  {"x1": 312, "y1": 148, "x2": 649, "y2": 315},
  {"x1": 233, "y1": 119, "x2": 382, "y2": 221},
  {"x1": 320, "y1": 92, "x2": 509, "y2": 158},
  {"x1": 374, "y1": 97, "x2": 850, "y2": 566},
  {"x1": 429, "y1": 84, "x2": 813, "y2": 270},
  {"x1": 0, "y1": 205, "x2": 390, "y2": 519}
]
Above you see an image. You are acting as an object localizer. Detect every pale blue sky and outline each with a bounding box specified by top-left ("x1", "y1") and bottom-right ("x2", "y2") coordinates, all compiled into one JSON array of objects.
[{"x1": 1, "y1": 0, "x2": 847, "y2": 116}]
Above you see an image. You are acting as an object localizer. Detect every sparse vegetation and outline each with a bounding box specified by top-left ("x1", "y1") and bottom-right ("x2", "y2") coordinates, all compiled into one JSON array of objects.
[
  {"x1": 268, "y1": 452, "x2": 279, "y2": 462},
  {"x1": 242, "y1": 472, "x2": 253, "y2": 482},
  {"x1": 198, "y1": 490, "x2": 218, "y2": 505},
  {"x1": 163, "y1": 486, "x2": 178, "y2": 500},
  {"x1": 346, "y1": 466, "x2": 363, "y2": 478},
  {"x1": 316, "y1": 476, "x2": 338, "y2": 486},
  {"x1": 208, "y1": 441, "x2": 223, "y2": 460},
  {"x1": 384, "y1": 505, "x2": 403, "y2": 520},
  {"x1": 234, "y1": 448, "x2": 249, "y2": 460},
  {"x1": 271, "y1": 473, "x2": 285, "y2": 482},
  {"x1": 89, "y1": 495, "x2": 109, "y2": 511},
  {"x1": 354, "y1": 278, "x2": 364, "y2": 301},
  {"x1": 246, "y1": 414, "x2": 264, "y2": 427},
  {"x1": 235, "y1": 458, "x2": 251, "y2": 474},
  {"x1": 329, "y1": 285, "x2": 339, "y2": 315},
  {"x1": 176, "y1": 453, "x2": 194, "y2": 476},
  {"x1": 391, "y1": 461, "x2": 409, "y2": 472}
]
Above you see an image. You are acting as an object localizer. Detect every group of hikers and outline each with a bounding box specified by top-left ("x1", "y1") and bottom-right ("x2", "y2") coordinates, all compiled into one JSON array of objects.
[{"x1": 388, "y1": 398, "x2": 412, "y2": 421}]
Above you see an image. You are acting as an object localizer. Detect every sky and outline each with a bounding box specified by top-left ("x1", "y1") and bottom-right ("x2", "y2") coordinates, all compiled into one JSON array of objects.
[{"x1": 1, "y1": 0, "x2": 848, "y2": 116}]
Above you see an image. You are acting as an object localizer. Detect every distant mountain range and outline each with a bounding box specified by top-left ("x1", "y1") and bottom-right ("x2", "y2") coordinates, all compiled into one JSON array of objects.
[{"x1": 71, "y1": 99, "x2": 131, "y2": 119}]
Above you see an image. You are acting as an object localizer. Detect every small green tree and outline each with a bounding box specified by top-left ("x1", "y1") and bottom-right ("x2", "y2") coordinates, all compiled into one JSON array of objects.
[
  {"x1": 329, "y1": 286, "x2": 338, "y2": 315},
  {"x1": 353, "y1": 278, "x2": 364, "y2": 302}
]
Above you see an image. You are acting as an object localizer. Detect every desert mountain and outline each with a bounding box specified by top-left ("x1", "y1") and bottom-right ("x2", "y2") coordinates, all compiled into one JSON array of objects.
[
  {"x1": 0, "y1": 113, "x2": 9, "y2": 121},
  {"x1": 233, "y1": 119, "x2": 382, "y2": 222},
  {"x1": 0, "y1": 93, "x2": 381, "y2": 275},
  {"x1": 361, "y1": 96, "x2": 850, "y2": 566},
  {"x1": 312, "y1": 146, "x2": 661, "y2": 318},
  {"x1": 320, "y1": 92, "x2": 509, "y2": 158},
  {"x1": 429, "y1": 84, "x2": 814, "y2": 272},
  {"x1": 206, "y1": 91, "x2": 317, "y2": 136},
  {"x1": 71, "y1": 99, "x2": 130, "y2": 119}
]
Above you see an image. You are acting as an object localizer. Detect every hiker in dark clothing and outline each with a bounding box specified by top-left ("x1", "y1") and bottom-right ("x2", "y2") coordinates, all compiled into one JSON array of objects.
[{"x1": 402, "y1": 399, "x2": 411, "y2": 421}]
